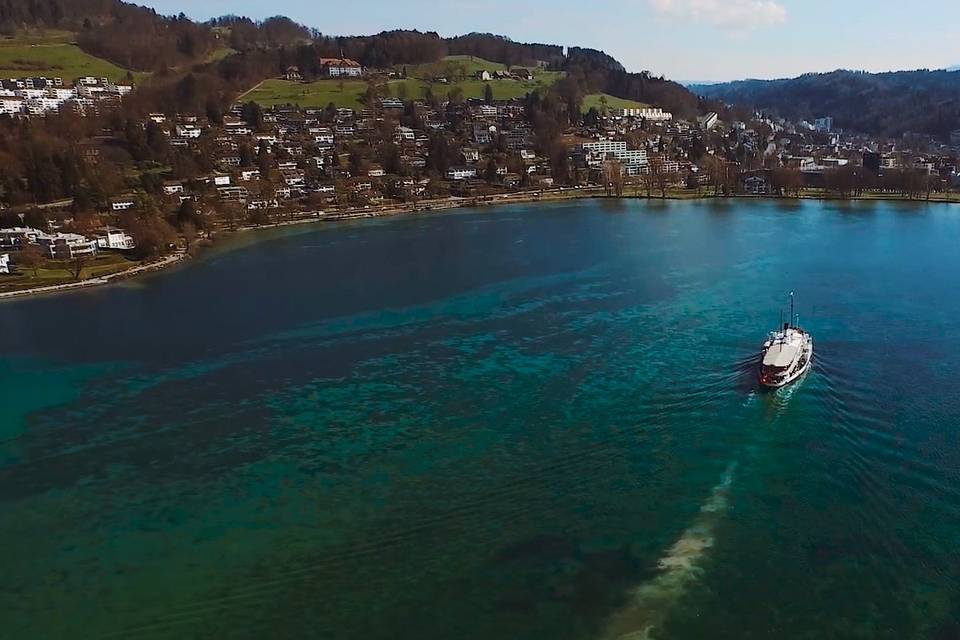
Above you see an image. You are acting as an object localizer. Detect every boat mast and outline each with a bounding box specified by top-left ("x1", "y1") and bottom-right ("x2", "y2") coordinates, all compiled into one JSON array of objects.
[
  {"x1": 779, "y1": 308, "x2": 784, "y2": 351},
  {"x1": 789, "y1": 292, "x2": 795, "y2": 329}
]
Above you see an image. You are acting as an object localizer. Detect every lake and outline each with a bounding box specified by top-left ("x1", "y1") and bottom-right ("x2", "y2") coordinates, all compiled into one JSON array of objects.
[{"x1": 2, "y1": 198, "x2": 960, "y2": 639}]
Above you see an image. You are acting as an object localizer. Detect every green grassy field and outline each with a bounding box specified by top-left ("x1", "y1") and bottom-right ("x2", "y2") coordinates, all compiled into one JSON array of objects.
[
  {"x1": 582, "y1": 93, "x2": 651, "y2": 113},
  {"x1": 243, "y1": 78, "x2": 369, "y2": 109},
  {"x1": 0, "y1": 253, "x2": 138, "y2": 293},
  {"x1": 0, "y1": 31, "x2": 144, "y2": 83},
  {"x1": 400, "y1": 55, "x2": 543, "y2": 78},
  {"x1": 245, "y1": 55, "x2": 563, "y2": 109},
  {"x1": 204, "y1": 47, "x2": 237, "y2": 64}
]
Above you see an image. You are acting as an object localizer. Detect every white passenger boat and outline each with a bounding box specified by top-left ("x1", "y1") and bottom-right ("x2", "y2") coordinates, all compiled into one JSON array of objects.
[{"x1": 759, "y1": 293, "x2": 813, "y2": 388}]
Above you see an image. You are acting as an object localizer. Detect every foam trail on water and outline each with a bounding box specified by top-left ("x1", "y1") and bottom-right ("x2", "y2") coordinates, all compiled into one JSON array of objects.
[{"x1": 601, "y1": 462, "x2": 737, "y2": 640}]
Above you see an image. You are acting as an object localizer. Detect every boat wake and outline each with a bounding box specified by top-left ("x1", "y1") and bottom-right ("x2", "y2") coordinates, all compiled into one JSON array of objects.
[{"x1": 600, "y1": 462, "x2": 737, "y2": 640}]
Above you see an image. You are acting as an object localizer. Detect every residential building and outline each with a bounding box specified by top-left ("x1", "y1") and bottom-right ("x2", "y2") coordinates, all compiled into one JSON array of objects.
[
  {"x1": 472, "y1": 123, "x2": 496, "y2": 144},
  {"x1": 446, "y1": 167, "x2": 478, "y2": 180},
  {"x1": 218, "y1": 186, "x2": 249, "y2": 203},
  {"x1": 612, "y1": 107, "x2": 673, "y2": 122},
  {"x1": 281, "y1": 170, "x2": 306, "y2": 187},
  {"x1": 176, "y1": 124, "x2": 202, "y2": 139},
  {"x1": 0, "y1": 227, "x2": 44, "y2": 250},
  {"x1": 39, "y1": 233, "x2": 98, "y2": 260},
  {"x1": 744, "y1": 175, "x2": 771, "y2": 195},
  {"x1": 319, "y1": 58, "x2": 363, "y2": 78},
  {"x1": 698, "y1": 112, "x2": 719, "y2": 130},
  {"x1": 578, "y1": 140, "x2": 628, "y2": 156},
  {"x1": 95, "y1": 229, "x2": 136, "y2": 250},
  {"x1": 0, "y1": 253, "x2": 9, "y2": 274},
  {"x1": 815, "y1": 117, "x2": 834, "y2": 133}
]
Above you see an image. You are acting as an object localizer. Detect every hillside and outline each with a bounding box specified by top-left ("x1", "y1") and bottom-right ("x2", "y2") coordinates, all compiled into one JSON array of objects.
[
  {"x1": 245, "y1": 58, "x2": 563, "y2": 109},
  {"x1": 581, "y1": 93, "x2": 650, "y2": 113},
  {"x1": 0, "y1": 30, "x2": 143, "y2": 82},
  {"x1": 694, "y1": 69, "x2": 960, "y2": 139}
]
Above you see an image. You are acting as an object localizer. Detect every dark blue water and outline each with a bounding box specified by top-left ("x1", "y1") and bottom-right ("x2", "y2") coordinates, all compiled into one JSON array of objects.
[{"x1": 2, "y1": 198, "x2": 960, "y2": 639}]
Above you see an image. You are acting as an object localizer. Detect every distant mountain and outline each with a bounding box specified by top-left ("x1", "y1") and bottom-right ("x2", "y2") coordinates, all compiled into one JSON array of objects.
[
  {"x1": 694, "y1": 69, "x2": 960, "y2": 138},
  {"x1": 679, "y1": 80, "x2": 731, "y2": 88}
]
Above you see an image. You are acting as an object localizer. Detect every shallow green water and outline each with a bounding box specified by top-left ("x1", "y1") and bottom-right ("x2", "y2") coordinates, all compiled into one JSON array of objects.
[{"x1": 2, "y1": 199, "x2": 960, "y2": 639}]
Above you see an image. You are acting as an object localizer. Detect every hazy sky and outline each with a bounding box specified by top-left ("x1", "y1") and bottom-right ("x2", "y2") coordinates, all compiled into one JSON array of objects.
[{"x1": 138, "y1": 0, "x2": 960, "y2": 81}]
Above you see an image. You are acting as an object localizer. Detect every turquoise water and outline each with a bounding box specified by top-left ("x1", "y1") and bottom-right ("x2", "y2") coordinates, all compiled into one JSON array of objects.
[{"x1": 2, "y1": 199, "x2": 960, "y2": 639}]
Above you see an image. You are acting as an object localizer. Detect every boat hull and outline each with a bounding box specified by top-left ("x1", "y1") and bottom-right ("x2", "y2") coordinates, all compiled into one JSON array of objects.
[{"x1": 760, "y1": 344, "x2": 813, "y2": 388}]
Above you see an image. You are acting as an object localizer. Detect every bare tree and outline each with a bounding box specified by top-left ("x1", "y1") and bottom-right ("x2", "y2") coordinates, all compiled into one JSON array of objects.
[
  {"x1": 649, "y1": 156, "x2": 674, "y2": 198},
  {"x1": 69, "y1": 254, "x2": 88, "y2": 281},
  {"x1": 16, "y1": 244, "x2": 43, "y2": 277},
  {"x1": 602, "y1": 157, "x2": 624, "y2": 197},
  {"x1": 182, "y1": 221, "x2": 198, "y2": 253}
]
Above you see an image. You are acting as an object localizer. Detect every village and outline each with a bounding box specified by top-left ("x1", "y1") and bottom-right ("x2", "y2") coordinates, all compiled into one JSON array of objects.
[{"x1": 1, "y1": 56, "x2": 959, "y2": 292}]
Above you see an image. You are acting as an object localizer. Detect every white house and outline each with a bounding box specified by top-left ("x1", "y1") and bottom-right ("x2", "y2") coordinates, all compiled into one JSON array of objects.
[
  {"x1": 176, "y1": 124, "x2": 203, "y2": 139},
  {"x1": 319, "y1": 58, "x2": 363, "y2": 78},
  {"x1": 162, "y1": 183, "x2": 184, "y2": 195},
  {"x1": 213, "y1": 174, "x2": 231, "y2": 187},
  {"x1": 476, "y1": 70, "x2": 492, "y2": 81},
  {"x1": 446, "y1": 167, "x2": 477, "y2": 181},
  {"x1": 0, "y1": 253, "x2": 9, "y2": 274},
  {"x1": 39, "y1": 233, "x2": 98, "y2": 260},
  {"x1": 240, "y1": 169, "x2": 261, "y2": 182},
  {"x1": 111, "y1": 199, "x2": 136, "y2": 211},
  {"x1": 95, "y1": 229, "x2": 136, "y2": 250}
]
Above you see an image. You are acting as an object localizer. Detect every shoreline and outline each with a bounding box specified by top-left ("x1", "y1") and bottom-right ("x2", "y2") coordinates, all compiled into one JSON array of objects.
[
  {"x1": 3, "y1": 188, "x2": 957, "y2": 301},
  {"x1": 0, "y1": 251, "x2": 187, "y2": 302}
]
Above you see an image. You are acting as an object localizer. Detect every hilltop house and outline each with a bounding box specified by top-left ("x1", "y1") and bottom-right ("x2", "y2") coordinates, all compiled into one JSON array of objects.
[
  {"x1": 285, "y1": 66, "x2": 303, "y2": 82},
  {"x1": 319, "y1": 58, "x2": 363, "y2": 78}
]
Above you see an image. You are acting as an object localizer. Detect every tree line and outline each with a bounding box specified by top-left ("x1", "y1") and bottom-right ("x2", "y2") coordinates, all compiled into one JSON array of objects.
[{"x1": 696, "y1": 69, "x2": 960, "y2": 139}]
